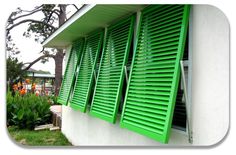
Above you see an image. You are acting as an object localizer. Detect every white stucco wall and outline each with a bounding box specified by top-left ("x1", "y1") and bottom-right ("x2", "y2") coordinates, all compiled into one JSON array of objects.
[
  {"x1": 61, "y1": 5, "x2": 229, "y2": 146},
  {"x1": 190, "y1": 5, "x2": 229, "y2": 145},
  {"x1": 61, "y1": 106, "x2": 189, "y2": 146}
]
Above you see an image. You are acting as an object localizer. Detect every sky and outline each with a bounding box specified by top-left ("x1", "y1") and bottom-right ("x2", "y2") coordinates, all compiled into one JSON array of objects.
[{"x1": 9, "y1": 4, "x2": 79, "y2": 74}]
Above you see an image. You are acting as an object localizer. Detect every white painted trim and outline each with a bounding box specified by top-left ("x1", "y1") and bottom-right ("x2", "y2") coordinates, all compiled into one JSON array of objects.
[{"x1": 42, "y1": 4, "x2": 96, "y2": 47}]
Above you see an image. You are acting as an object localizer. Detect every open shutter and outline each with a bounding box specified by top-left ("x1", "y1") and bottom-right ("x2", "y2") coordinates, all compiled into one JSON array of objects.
[
  {"x1": 70, "y1": 30, "x2": 104, "y2": 112},
  {"x1": 120, "y1": 5, "x2": 190, "y2": 143},
  {"x1": 90, "y1": 15, "x2": 135, "y2": 123},
  {"x1": 57, "y1": 39, "x2": 84, "y2": 105}
]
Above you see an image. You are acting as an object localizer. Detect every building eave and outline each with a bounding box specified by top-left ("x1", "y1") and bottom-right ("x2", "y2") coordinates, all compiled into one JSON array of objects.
[{"x1": 42, "y1": 4, "x2": 147, "y2": 49}]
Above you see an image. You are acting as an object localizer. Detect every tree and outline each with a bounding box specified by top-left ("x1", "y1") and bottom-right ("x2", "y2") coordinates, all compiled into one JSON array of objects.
[
  {"x1": 7, "y1": 57, "x2": 26, "y2": 91},
  {"x1": 6, "y1": 4, "x2": 80, "y2": 95}
]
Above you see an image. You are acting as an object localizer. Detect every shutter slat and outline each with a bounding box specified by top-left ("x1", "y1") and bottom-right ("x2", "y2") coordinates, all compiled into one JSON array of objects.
[
  {"x1": 120, "y1": 5, "x2": 190, "y2": 143},
  {"x1": 124, "y1": 109, "x2": 166, "y2": 123}
]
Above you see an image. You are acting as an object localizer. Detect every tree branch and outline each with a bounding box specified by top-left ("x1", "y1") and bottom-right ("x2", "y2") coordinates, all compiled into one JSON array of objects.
[
  {"x1": 72, "y1": 4, "x2": 79, "y2": 10},
  {"x1": 47, "y1": 10, "x2": 60, "y2": 23},
  {"x1": 22, "y1": 53, "x2": 55, "y2": 71},
  {"x1": 6, "y1": 19, "x2": 57, "y2": 33},
  {"x1": 53, "y1": 9, "x2": 60, "y2": 14},
  {"x1": 11, "y1": 8, "x2": 43, "y2": 22},
  {"x1": 18, "y1": 5, "x2": 43, "y2": 13}
]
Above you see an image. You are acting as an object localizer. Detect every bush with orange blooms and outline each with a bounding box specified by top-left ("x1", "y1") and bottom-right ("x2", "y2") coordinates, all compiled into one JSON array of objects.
[{"x1": 7, "y1": 91, "x2": 52, "y2": 129}]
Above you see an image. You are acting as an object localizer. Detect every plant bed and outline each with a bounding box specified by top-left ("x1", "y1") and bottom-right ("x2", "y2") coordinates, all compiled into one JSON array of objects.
[
  {"x1": 7, "y1": 91, "x2": 52, "y2": 129},
  {"x1": 8, "y1": 126, "x2": 72, "y2": 146}
]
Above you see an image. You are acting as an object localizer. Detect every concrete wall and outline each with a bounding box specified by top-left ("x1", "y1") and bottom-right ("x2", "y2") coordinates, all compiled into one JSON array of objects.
[
  {"x1": 62, "y1": 106, "x2": 189, "y2": 146},
  {"x1": 61, "y1": 5, "x2": 229, "y2": 146},
  {"x1": 190, "y1": 5, "x2": 229, "y2": 145}
]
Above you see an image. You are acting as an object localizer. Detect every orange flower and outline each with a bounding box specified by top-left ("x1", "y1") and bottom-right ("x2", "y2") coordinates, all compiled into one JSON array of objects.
[
  {"x1": 12, "y1": 84, "x2": 18, "y2": 91},
  {"x1": 25, "y1": 79, "x2": 30, "y2": 84},
  {"x1": 20, "y1": 88, "x2": 26, "y2": 95}
]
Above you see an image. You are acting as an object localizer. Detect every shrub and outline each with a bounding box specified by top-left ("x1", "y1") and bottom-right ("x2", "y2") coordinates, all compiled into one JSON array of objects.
[
  {"x1": 48, "y1": 95, "x2": 60, "y2": 105},
  {"x1": 7, "y1": 91, "x2": 52, "y2": 130}
]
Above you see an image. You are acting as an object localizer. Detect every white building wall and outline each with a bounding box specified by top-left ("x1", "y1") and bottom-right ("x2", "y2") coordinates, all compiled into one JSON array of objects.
[
  {"x1": 191, "y1": 5, "x2": 229, "y2": 145},
  {"x1": 61, "y1": 5, "x2": 229, "y2": 146},
  {"x1": 62, "y1": 106, "x2": 189, "y2": 146}
]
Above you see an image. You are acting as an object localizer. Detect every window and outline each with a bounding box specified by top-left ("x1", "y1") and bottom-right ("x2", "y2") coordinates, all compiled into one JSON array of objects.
[
  {"x1": 58, "y1": 4, "x2": 191, "y2": 144},
  {"x1": 57, "y1": 39, "x2": 84, "y2": 105},
  {"x1": 89, "y1": 15, "x2": 135, "y2": 123},
  {"x1": 120, "y1": 5, "x2": 190, "y2": 143},
  {"x1": 69, "y1": 30, "x2": 104, "y2": 112}
]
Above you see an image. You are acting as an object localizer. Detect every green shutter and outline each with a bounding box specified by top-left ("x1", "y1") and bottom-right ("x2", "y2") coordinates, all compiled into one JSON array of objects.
[
  {"x1": 57, "y1": 39, "x2": 84, "y2": 105},
  {"x1": 90, "y1": 15, "x2": 135, "y2": 123},
  {"x1": 120, "y1": 5, "x2": 190, "y2": 143},
  {"x1": 69, "y1": 30, "x2": 104, "y2": 112}
]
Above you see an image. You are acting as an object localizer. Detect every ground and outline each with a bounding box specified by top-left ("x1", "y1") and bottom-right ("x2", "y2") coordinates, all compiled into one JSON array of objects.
[{"x1": 8, "y1": 126, "x2": 72, "y2": 146}]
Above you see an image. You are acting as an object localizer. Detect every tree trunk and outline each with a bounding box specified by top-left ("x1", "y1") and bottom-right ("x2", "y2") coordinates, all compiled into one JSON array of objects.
[
  {"x1": 54, "y1": 49, "x2": 64, "y2": 95},
  {"x1": 54, "y1": 4, "x2": 67, "y2": 95},
  {"x1": 58, "y1": 5, "x2": 67, "y2": 25}
]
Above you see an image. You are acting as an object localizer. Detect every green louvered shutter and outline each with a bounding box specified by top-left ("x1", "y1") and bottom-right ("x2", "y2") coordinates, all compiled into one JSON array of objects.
[
  {"x1": 57, "y1": 39, "x2": 84, "y2": 105},
  {"x1": 69, "y1": 30, "x2": 104, "y2": 112},
  {"x1": 90, "y1": 15, "x2": 135, "y2": 123},
  {"x1": 120, "y1": 5, "x2": 190, "y2": 143}
]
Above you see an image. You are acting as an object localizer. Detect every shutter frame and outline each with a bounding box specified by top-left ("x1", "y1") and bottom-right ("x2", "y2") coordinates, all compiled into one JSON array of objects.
[
  {"x1": 120, "y1": 5, "x2": 190, "y2": 143},
  {"x1": 69, "y1": 30, "x2": 104, "y2": 112},
  {"x1": 57, "y1": 39, "x2": 84, "y2": 105},
  {"x1": 89, "y1": 15, "x2": 135, "y2": 123}
]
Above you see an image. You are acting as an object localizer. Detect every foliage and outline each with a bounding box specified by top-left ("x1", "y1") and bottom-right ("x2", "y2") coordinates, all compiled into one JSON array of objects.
[
  {"x1": 6, "y1": 5, "x2": 80, "y2": 95},
  {"x1": 7, "y1": 57, "x2": 26, "y2": 83},
  {"x1": 26, "y1": 5, "x2": 57, "y2": 43},
  {"x1": 8, "y1": 126, "x2": 71, "y2": 146},
  {"x1": 48, "y1": 95, "x2": 59, "y2": 105},
  {"x1": 6, "y1": 4, "x2": 73, "y2": 57},
  {"x1": 7, "y1": 91, "x2": 52, "y2": 130}
]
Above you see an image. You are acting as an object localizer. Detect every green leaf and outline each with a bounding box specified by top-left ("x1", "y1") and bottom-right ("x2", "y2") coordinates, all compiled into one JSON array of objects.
[{"x1": 17, "y1": 109, "x2": 24, "y2": 120}]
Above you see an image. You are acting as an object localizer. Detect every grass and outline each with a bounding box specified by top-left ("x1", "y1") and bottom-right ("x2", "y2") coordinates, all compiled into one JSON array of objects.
[{"x1": 8, "y1": 126, "x2": 72, "y2": 146}]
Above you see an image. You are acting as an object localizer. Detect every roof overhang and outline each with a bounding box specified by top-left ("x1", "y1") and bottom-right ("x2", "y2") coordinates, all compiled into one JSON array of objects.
[
  {"x1": 43, "y1": 4, "x2": 147, "y2": 49},
  {"x1": 27, "y1": 73, "x2": 55, "y2": 78}
]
